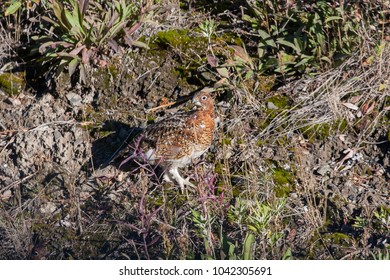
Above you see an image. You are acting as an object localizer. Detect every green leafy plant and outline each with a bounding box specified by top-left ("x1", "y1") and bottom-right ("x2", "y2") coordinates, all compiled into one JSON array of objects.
[
  {"x1": 2, "y1": 0, "x2": 42, "y2": 40},
  {"x1": 373, "y1": 206, "x2": 390, "y2": 229},
  {"x1": 226, "y1": 197, "x2": 248, "y2": 229},
  {"x1": 189, "y1": 209, "x2": 215, "y2": 259},
  {"x1": 371, "y1": 249, "x2": 390, "y2": 260},
  {"x1": 4, "y1": 0, "x2": 42, "y2": 16},
  {"x1": 207, "y1": 44, "x2": 259, "y2": 91},
  {"x1": 242, "y1": 233, "x2": 255, "y2": 260},
  {"x1": 243, "y1": 0, "x2": 364, "y2": 76},
  {"x1": 352, "y1": 216, "x2": 368, "y2": 229},
  {"x1": 247, "y1": 202, "x2": 273, "y2": 235},
  {"x1": 225, "y1": 197, "x2": 287, "y2": 259},
  {"x1": 199, "y1": 18, "x2": 218, "y2": 47},
  {"x1": 32, "y1": 0, "x2": 150, "y2": 82},
  {"x1": 282, "y1": 247, "x2": 293, "y2": 260},
  {"x1": 4, "y1": 0, "x2": 23, "y2": 16}
]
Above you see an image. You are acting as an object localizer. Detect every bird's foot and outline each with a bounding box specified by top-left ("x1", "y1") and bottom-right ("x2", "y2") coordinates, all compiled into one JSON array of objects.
[
  {"x1": 184, "y1": 177, "x2": 196, "y2": 189},
  {"x1": 163, "y1": 173, "x2": 172, "y2": 183},
  {"x1": 177, "y1": 177, "x2": 196, "y2": 195}
]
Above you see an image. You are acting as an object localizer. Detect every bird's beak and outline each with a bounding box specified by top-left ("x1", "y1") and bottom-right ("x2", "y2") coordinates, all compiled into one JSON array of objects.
[{"x1": 193, "y1": 99, "x2": 201, "y2": 107}]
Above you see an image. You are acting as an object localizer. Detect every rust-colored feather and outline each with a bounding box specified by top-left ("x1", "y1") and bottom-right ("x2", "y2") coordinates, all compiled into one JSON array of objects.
[{"x1": 137, "y1": 90, "x2": 215, "y2": 191}]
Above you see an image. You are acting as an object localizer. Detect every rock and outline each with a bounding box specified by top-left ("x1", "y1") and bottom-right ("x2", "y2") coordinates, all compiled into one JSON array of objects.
[
  {"x1": 315, "y1": 164, "x2": 331, "y2": 176},
  {"x1": 267, "y1": 101, "x2": 279, "y2": 110},
  {"x1": 0, "y1": 124, "x2": 91, "y2": 186},
  {"x1": 0, "y1": 190, "x2": 12, "y2": 200},
  {"x1": 5, "y1": 97, "x2": 21, "y2": 106},
  {"x1": 40, "y1": 202, "x2": 57, "y2": 214},
  {"x1": 66, "y1": 92, "x2": 83, "y2": 106}
]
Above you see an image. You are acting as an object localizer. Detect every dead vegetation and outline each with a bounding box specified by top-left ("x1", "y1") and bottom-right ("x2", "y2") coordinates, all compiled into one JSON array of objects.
[{"x1": 0, "y1": 0, "x2": 389, "y2": 259}]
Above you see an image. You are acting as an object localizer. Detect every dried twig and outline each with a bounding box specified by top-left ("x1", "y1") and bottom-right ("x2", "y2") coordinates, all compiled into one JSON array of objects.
[{"x1": 145, "y1": 100, "x2": 177, "y2": 113}]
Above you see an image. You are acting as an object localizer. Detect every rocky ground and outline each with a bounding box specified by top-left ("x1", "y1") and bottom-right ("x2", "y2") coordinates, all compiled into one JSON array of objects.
[{"x1": 0, "y1": 1, "x2": 389, "y2": 260}]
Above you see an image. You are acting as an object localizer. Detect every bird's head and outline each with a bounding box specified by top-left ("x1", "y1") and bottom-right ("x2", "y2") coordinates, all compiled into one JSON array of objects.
[{"x1": 192, "y1": 89, "x2": 214, "y2": 110}]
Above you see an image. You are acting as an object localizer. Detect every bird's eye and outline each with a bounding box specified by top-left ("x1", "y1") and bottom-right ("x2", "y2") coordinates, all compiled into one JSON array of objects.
[{"x1": 201, "y1": 95, "x2": 207, "y2": 101}]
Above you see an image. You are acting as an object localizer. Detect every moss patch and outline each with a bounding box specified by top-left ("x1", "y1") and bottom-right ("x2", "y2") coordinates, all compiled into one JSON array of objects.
[
  {"x1": 153, "y1": 29, "x2": 194, "y2": 50},
  {"x1": 300, "y1": 119, "x2": 348, "y2": 141},
  {"x1": 272, "y1": 168, "x2": 295, "y2": 197},
  {"x1": 265, "y1": 94, "x2": 292, "y2": 109},
  {"x1": 0, "y1": 72, "x2": 25, "y2": 96}
]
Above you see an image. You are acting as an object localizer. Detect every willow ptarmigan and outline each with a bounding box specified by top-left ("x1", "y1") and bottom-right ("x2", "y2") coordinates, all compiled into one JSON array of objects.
[{"x1": 137, "y1": 90, "x2": 215, "y2": 192}]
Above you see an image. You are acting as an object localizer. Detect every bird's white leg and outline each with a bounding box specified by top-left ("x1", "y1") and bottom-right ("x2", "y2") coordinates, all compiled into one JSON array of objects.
[
  {"x1": 169, "y1": 166, "x2": 195, "y2": 193},
  {"x1": 163, "y1": 173, "x2": 172, "y2": 183}
]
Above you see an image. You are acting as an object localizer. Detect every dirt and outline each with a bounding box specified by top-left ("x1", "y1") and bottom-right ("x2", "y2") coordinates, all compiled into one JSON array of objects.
[{"x1": 0, "y1": 44, "x2": 389, "y2": 259}]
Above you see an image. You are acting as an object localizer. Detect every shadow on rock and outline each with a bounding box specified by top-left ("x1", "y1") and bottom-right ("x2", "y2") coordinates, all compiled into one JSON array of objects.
[{"x1": 90, "y1": 120, "x2": 142, "y2": 169}]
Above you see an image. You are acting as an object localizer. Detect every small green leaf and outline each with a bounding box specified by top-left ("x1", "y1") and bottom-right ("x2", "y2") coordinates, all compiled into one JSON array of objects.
[
  {"x1": 282, "y1": 248, "x2": 293, "y2": 260},
  {"x1": 325, "y1": 16, "x2": 342, "y2": 23},
  {"x1": 130, "y1": 40, "x2": 150, "y2": 49},
  {"x1": 257, "y1": 30, "x2": 270, "y2": 40},
  {"x1": 280, "y1": 52, "x2": 295, "y2": 64},
  {"x1": 38, "y1": 41, "x2": 55, "y2": 53},
  {"x1": 265, "y1": 57, "x2": 278, "y2": 68},
  {"x1": 52, "y1": 1, "x2": 72, "y2": 31},
  {"x1": 242, "y1": 14, "x2": 256, "y2": 24},
  {"x1": 216, "y1": 67, "x2": 229, "y2": 78},
  {"x1": 258, "y1": 30, "x2": 276, "y2": 48},
  {"x1": 258, "y1": 46, "x2": 265, "y2": 58},
  {"x1": 68, "y1": 58, "x2": 79, "y2": 78},
  {"x1": 5, "y1": 1, "x2": 22, "y2": 16},
  {"x1": 294, "y1": 55, "x2": 312, "y2": 67},
  {"x1": 378, "y1": 83, "x2": 386, "y2": 91},
  {"x1": 276, "y1": 38, "x2": 301, "y2": 53},
  {"x1": 242, "y1": 233, "x2": 255, "y2": 260},
  {"x1": 320, "y1": 56, "x2": 332, "y2": 64}
]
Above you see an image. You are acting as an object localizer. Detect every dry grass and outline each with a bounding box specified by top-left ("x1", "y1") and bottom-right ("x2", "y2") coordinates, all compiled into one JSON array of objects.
[
  {"x1": 0, "y1": 21, "x2": 15, "y2": 70},
  {"x1": 0, "y1": 0, "x2": 389, "y2": 260},
  {"x1": 260, "y1": 43, "x2": 389, "y2": 143}
]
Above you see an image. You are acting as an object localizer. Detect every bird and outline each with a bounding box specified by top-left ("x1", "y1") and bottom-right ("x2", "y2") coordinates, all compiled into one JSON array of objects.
[{"x1": 132, "y1": 89, "x2": 215, "y2": 192}]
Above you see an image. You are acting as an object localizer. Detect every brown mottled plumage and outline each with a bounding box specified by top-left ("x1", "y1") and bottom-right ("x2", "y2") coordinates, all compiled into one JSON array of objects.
[{"x1": 138, "y1": 90, "x2": 215, "y2": 191}]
